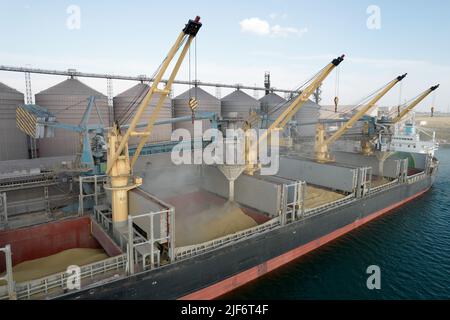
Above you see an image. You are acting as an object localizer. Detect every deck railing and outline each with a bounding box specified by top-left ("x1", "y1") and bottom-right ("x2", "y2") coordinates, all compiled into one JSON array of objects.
[
  {"x1": 174, "y1": 217, "x2": 281, "y2": 260},
  {"x1": 366, "y1": 179, "x2": 399, "y2": 196},
  {"x1": 407, "y1": 172, "x2": 427, "y2": 184},
  {"x1": 0, "y1": 254, "x2": 127, "y2": 300},
  {"x1": 304, "y1": 194, "x2": 356, "y2": 217}
]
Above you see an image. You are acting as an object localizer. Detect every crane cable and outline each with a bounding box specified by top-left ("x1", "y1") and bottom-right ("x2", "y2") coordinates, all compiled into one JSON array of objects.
[
  {"x1": 386, "y1": 92, "x2": 420, "y2": 119},
  {"x1": 116, "y1": 35, "x2": 190, "y2": 125},
  {"x1": 334, "y1": 65, "x2": 340, "y2": 113},
  {"x1": 396, "y1": 81, "x2": 403, "y2": 117},
  {"x1": 188, "y1": 36, "x2": 199, "y2": 123},
  {"x1": 267, "y1": 64, "x2": 328, "y2": 118},
  {"x1": 325, "y1": 78, "x2": 395, "y2": 121},
  {"x1": 431, "y1": 90, "x2": 436, "y2": 117}
]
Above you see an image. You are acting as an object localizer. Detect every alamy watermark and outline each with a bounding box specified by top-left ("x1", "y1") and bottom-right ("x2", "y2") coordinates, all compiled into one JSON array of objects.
[
  {"x1": 66, "y1": 5, "x2": 81, "y2": 30},
  {"x1": 170, "y1": 121, "x2": 280, "y2": 176},
  {"x1": 366, "y1": 265, "x2": 381, "y2": 290},
  {"x1": 367, "y1": 5, "x2": 381, "y2": 30},
  {"x1": 66, "y1": 265, "x2": 81, "y2": 290}
]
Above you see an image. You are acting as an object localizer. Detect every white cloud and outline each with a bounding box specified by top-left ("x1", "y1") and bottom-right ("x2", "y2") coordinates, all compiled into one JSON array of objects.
[
  {"x1": 239, "y1": 17, "x2": 307, "y2": 38},
  {"x1": 239, "y1": 18, "x2": 270, "y2": 36}
]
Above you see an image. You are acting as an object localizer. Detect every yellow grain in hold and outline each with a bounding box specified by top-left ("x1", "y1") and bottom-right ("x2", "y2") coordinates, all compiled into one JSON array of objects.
[
  {"x1": 176, "y1": 201, "x2": 257, "y2": 247},
  {"x1": 1, "y1": 248, "x2": 108, "y2": 284},
  {"x1": 304, "y1": 186, "x2": 346, "y2": 209}
]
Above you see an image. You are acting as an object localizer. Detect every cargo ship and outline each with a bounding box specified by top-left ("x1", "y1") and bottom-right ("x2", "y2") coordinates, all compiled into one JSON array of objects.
[
  {"x1": 0, "y1": 17, "x2": 440, "y2": 300},
  {"x1": 0, "y1": 146, "x2": 439, "y2": 300}
]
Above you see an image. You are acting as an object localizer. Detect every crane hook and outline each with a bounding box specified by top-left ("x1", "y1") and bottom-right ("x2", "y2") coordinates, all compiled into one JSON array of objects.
[
  {"x1": 189, "y1": 97, "x2": 199, "y2": 123},
  {"x1": 334, "y1": 96, "x2": 339, "y2": 113}
]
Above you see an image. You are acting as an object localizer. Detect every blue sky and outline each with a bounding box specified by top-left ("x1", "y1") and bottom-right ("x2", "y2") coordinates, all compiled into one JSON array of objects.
[{"x1": 1, "y1": 0, "x2": 449, "y2": 111}]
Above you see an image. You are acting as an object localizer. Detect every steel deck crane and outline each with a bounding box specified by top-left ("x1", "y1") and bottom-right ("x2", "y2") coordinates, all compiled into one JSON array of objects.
[
  {"x1": 390, "y1": 84, "x2": 439, "y2": 124},
  {"x1": 244, "y1": 55, "x2": 345, "y2": 175},
  {"x1": 216, "y1": 55, "x2": 345, "y2": 201},
  {"x1": 361, "y1": 84, "x2": 439, "y2": 156},
  {"x1": 314, "y1": 73, "x2": 407, "y2": 162},
  {"x1": 370, "y1": 84, "x2": 440, "y2": 157},
  {"x1": 16, "y1": 96, "x2": 106, "y2": 173},
  {"x1": 105, "y1": 16, "x2": 202, "y2": 226}
]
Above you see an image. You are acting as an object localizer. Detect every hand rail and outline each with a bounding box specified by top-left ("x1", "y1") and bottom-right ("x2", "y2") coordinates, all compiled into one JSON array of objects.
[
  {"x1": 0, "y1": 254, "x2": 127, "y2": 300},
  {"x1": 174, "y1": 217, "x2": 281, "y2": 260}
]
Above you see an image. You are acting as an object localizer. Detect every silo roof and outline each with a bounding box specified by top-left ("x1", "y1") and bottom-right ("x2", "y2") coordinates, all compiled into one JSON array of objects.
[
  {"x1": 174, "y1": 87, "x2": 219, "y2": 102},
  {"x1": 302, "y1": 99, "x2": 320, "y2": 109},
  {"x1": 221, "y1": 89, "x2": 259, "y2": 104},
  {"x1": 36, "y1": 78, "x2": 106, "y2": 97},
  {"x1": 259, "y1": 92, "x2": 286, "y2": 105},
  {"x1": 115, "y1": 83, "x2": 149, "y2": 98},
  {"x1": 0, "y1": 82, "x2": 23, "y2": 95}
]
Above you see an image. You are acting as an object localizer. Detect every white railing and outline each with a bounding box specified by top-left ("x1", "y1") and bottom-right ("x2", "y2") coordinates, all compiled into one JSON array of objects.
[
  {"x1": 0, "y1": 254, "x2": 127, "y2": 300},
  {"x1": 407, "y1": 172, "x2": 427, "y2": 184},
  {"x1": 304, "y1": 194, "x2": 356, "y2": 217},
  {"x1": 175, "y1": 217, "x2": 281, "y2": 260},
  {"x1": 367, "y1": 179, "x2": 399, "y2": 196},
  {"x1": 78, "y1": 175, "x2": 107, "y2": 216}
]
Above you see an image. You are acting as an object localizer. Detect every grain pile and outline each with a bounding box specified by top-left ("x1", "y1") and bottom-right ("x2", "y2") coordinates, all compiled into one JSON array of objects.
[
  {"x1": 1, "y1": 248, "x2": 108, "y2": 284},
  {"x1": 304, "y1": 185, "x2": 345, "y2": 209},
  {"x1": 371, "y1": 177, "x2": 390, "y2": 188},
  {"x1": 176, "y1": 201, "x2": 257, "y2": 247}
]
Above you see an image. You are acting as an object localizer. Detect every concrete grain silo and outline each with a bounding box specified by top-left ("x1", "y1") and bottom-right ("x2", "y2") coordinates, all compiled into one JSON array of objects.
[
  {"x1": 173, "y1": 87, "x2": 220, "y2": 138},
  {"x1": 35, "y1": 78, "x2": 110, "y2": 157},
  {"x1": 268, "y1": 97, "x2": 320, "y2": 137},
  {"x1": 113, "y1": 83, "x2": 172, "y2": 145},
  {"x1": 221, "y1": 89, "x2": 260, "y2": 120},
  {"x1": 259, "y1": 92, "x2": 286, "y2": 116},
  {"x1": 0, "y1": 82, "x2": 28, "y2": 160},
  {"x1": 294, "y1": 100, "x2": 320, "y2": 137}
]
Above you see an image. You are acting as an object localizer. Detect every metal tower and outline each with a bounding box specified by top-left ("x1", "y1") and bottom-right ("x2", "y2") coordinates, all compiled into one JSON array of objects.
[
  {"x1": 264, "y1": 72, "x2": 270, "y2": 95},
  {"x1": 25, "y1": 71, "x2": 37, "y2": 158},
  {"x1": 107, "y1": 78, "x2": 113, "y2": 125},
  {"x1": 215, "y1": 86, "x2": 221, "y2": 99},
  {"x1": 313, "y1": 84, "x2": 322, "y2": 104}
]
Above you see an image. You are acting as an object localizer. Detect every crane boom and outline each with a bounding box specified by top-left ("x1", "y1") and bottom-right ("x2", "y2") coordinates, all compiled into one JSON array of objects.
[
  {"x1": 315, "y1": 73, "x2": 407, "y2": 162},
  {"x1": 106, "y1": 17, "x2": 201, "y2": 174},
  {"x1": 242, "y1": 55, "x2": 345, "y2": 176},
  {"x1": 258, "y1": 55, "x2": 345, "y2": 145},
  {"x1": 391, "y1": 84, "x2": 439, "y2": 124},
  {"x1": 105, "y1": 17, "x2": 202, "y2": 225}
]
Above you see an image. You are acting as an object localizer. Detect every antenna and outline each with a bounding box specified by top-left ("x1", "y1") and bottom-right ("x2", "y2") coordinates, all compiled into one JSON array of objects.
[{"x1": 264, "y1": 72, "x2": 270, "y2": 95}]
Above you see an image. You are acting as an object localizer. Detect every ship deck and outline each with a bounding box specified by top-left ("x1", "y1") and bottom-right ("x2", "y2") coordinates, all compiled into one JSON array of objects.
[{"x1": 0, "y1": 150, "x2": 434, "y2": 299}]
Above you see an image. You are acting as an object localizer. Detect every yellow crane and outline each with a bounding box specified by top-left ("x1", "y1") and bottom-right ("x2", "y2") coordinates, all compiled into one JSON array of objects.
[
  {"x1": 315, "y1": 73, "x2": 407, "y2": 162},
  {"x1": 217, "y1": 55, "x2": 345, "y2": 202},
  {"x1": 360, "y1": 84, "x2": 439, "y2": 157},
  {"x1": 105, "y1": 16, "x2": 202, "y2": 225},
  {"x1": 391, "y1": 84, "x2": 439, "y2": 124},
  {"x1": 244, "y1": 54, "x2": 345, "y2": 174}
]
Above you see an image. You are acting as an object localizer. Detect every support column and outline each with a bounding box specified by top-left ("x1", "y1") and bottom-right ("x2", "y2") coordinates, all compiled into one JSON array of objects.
[
  {"x1": 127, "y1": 216, "x2": 134, "y2": 275},
  {"x1": 0, "y1": 192, "x2": 7, "y2": 227},
  {"x1": 0, "y1": 245, "x2": 16, "y2": 300}
]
